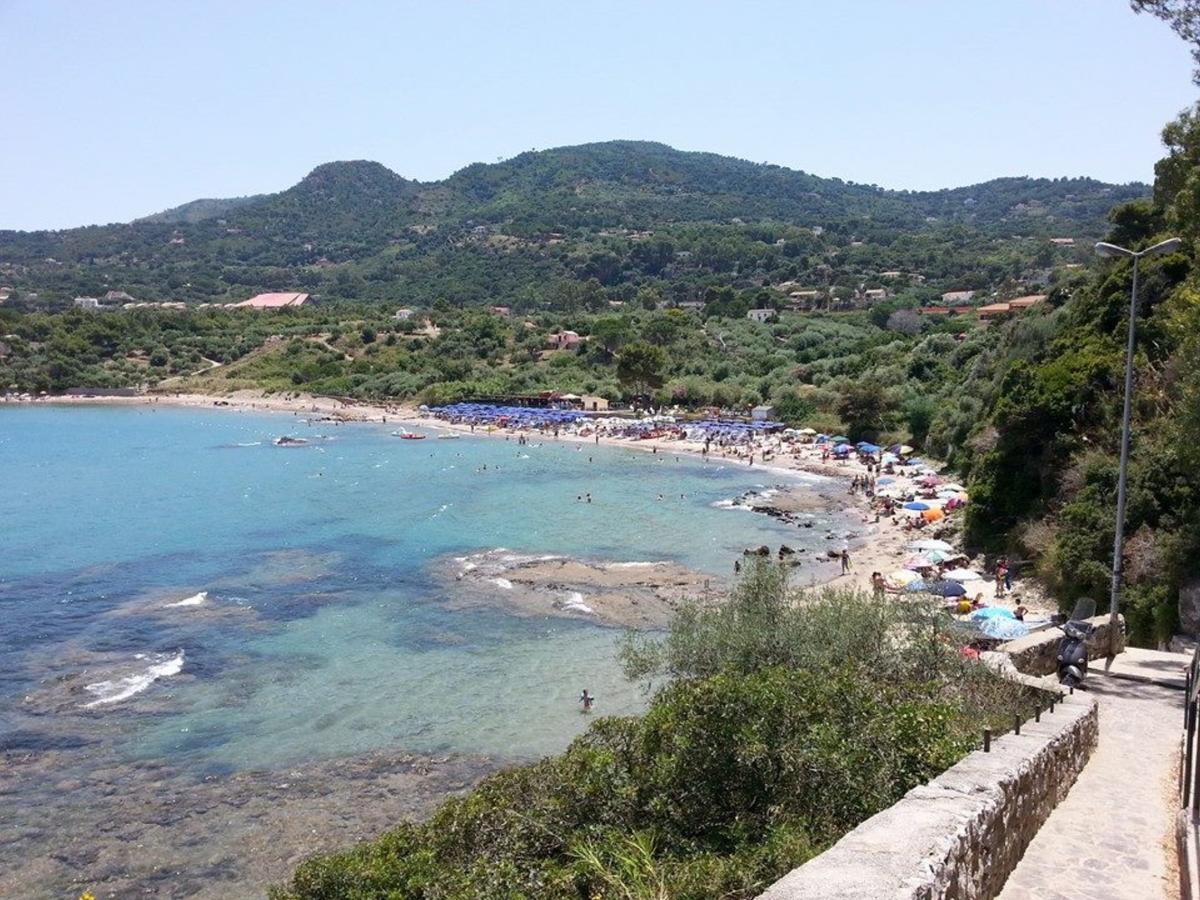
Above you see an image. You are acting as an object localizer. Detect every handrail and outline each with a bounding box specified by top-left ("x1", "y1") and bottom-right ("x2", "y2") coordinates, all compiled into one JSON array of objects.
[{"x1": 1182, "y1": 644, "x2": 1200, "y2": 819}]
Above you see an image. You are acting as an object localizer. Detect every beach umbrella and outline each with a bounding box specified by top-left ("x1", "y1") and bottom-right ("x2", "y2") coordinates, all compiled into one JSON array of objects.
[
  {"x1": 899, "y1": 445, "x2": 914, "y2": 455},
  {"x1": 877, "y1": 476, "x2": 896, "y2": 485},
  {"x1": 888, "y1": 569, "x2": 919, "y2": 585},
  {"x1": 798, "y1": 427, "x2": 817, "y2": 435},
  {"x1": 922, "y1": 508, "x2": 945, "y2": 522},
  {"x1": 909, "y1": 539, "x2": 954, "y2": 552},
  {"x1": 971, "y1": 606, "x2": 1016, "y2": 621},
  {"x1": 903, "y1": 501, "x2": 930, "y2": 511},
  {"x1": 943, "y1": 568, "x2": 984, "y2": 582},
  {"x1": 917, "y1": 475, "x2": 942, "y2": 486},
  {"x1": 926, "y1": 549, "x2": 956, "y2": 563},
  {"x1": 927, "y1": 581, "x2": 967, "y2": 597},
  {"x1": 978, "y1": 617, "x2": 1030, "y2": 641},
  {"x1": 831, "y1": 435, "x2": 849, "y2": 443},
  {"x1": 904, "y1": 555, "x2": 935, "y2": 570}
]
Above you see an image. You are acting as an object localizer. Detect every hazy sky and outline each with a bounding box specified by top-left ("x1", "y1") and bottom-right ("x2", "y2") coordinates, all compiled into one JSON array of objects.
[{"x1": 1, "y1": 0, "x2": 1194, "y2": 230}]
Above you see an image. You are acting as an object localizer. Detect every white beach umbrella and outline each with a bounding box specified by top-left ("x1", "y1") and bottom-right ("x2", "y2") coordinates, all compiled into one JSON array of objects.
[
  {"x1": 943, "y1": 568, "x2": 984, "y2": 582},
  {"x1": 909, "y1": 539, "x2": 955, "y2": 552}
]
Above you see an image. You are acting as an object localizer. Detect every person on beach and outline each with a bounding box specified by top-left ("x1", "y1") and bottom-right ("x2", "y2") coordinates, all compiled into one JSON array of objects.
[
  {"x1": 994, "y1": 560, "x2": 1007, "y2": 599},
  {"x1": 579, "y1": 689, "x2": 594, "y2": 713},
  {"x1": 840, "y1": 548, "x2": 851, "y2": 574},
  {"x1": 871, "y1": 571, "x2": 885, "y2": 601}
]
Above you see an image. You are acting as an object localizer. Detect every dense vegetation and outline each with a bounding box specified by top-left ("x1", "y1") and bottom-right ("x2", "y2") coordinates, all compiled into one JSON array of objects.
[
  {"x1": 936, "y1": 103, "x2": 1200, "y2": 646},
  {"x1": 0, "y1": 142, "x2": 1143, "y2": 312},
  {"x1": 270, "y1": 567, "x2": 1036, "y2": 899}
]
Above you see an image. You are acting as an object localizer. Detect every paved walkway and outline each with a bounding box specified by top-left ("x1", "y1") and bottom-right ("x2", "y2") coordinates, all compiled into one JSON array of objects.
[{"x1": 999, "y1": 656, "x2": 1186, "y2": 900}]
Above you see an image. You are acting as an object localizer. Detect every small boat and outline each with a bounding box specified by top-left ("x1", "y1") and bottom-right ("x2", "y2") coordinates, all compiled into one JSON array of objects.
[
  {"x1": 273, "y1": 435, "x2": 309, "y2": 446},
  {"x1": 391, "y1": 429, "x2": 426, "y2": 440}
]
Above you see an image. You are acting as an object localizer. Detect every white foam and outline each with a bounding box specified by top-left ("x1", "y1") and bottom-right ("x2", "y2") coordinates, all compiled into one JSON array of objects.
[
  {"x1": 609, "y1": 561, "x2": 658, "y2": 568},
  {"x1": 234, "y1": 441, "x2": 261, "y2": 447},
  {"x1": 491, "y1": 577, "x2": 514, "y2": 590},
  {"x1": 164, "y1": 591, "x2": 207, "y2": 608},
  {"x1": 561, "y1": 592, "x2": 595, "y2": 614},
  {"x1": 83, "y1": 650, "x2": 185, "y2": 708}
]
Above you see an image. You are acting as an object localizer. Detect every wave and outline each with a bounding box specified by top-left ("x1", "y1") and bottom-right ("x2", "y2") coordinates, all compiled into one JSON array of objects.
[
  {"x1": 164, "y1": 591, "x2": 207, "y2": 608},
  {"x1": 235, "y1": 441, "x2": 261, "y2": 447},
  {"x1": 609, "y1": 561, "x2": 658, "y2": 568},
  {"x1": 560, "y1": 591, "x2": 595, "y2": 615},
  {"x1": 83, "y1": 650, "x2": 185, "y2": 708},
  {"x1": 491, "y1": 578, "x2": 514, "y2": 590}
]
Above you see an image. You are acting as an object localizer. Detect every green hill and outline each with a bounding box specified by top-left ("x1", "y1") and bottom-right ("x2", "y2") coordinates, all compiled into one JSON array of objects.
[{"x1": 0, "y1": 141, "x2": 1148, "y2": 308}]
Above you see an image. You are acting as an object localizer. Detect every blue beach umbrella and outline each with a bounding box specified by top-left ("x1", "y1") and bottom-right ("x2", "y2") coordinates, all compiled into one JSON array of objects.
[
  {"x1": 978, "y1": 617, "x2": 1030, "y2": 640},
  {"x1": 903, "y1": 501, "x2": 930, "y2": 511},
  {"x1": 971, "y1": 606, "x2": 1016, "y2": 621}
]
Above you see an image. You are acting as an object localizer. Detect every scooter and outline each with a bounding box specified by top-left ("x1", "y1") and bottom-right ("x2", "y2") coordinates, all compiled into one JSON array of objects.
[{"x1": 1055, "y1": 597, "x2": 1096, "y2": 688}]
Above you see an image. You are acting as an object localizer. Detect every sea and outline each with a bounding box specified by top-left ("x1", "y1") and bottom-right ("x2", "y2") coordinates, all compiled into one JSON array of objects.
[{"x1": 0, "y1": 404, "x2": 849, "y2": 897}]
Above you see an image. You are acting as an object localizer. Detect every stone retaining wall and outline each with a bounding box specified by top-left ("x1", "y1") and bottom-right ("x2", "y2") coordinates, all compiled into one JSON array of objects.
[
  {"x1": 1000, "y1": 614, "x2": 1125, "y2": 678},
  {"x1": 757, "y1": 693, "x2": 1098, "y2": 900}
]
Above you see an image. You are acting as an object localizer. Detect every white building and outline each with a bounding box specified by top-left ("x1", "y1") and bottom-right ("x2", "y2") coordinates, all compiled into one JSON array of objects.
[
  {"x1": 747, "y1": 308, "x2": 776, "y2": 323},
  {"x1": 73, "y1": 297, "x2": 102, "y2": 310}
]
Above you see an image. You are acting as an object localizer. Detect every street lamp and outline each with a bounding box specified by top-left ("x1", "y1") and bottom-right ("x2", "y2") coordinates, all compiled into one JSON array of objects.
[{"x1": 1094, "y1": 236, "x2": 1182, "y2": 656}]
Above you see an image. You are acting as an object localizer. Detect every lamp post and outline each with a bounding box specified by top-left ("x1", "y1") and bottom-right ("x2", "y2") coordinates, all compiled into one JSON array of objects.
[{"x1": 1094, "y1": 237, "x2": 1182, "y2": 655}]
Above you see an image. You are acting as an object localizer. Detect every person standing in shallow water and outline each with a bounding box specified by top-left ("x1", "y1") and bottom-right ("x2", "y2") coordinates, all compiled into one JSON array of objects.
[
  {"x1": 840, "y1": 548, "x2": 851, "y2": 575},
  {"x1": 579, "y1": 689, "x2": 594, "y2": 713}
]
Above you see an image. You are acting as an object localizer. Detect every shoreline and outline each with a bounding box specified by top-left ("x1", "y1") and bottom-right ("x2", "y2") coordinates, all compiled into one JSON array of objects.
[{"x1": 6, "y1": 389, "x2": 945, "y2": 602}]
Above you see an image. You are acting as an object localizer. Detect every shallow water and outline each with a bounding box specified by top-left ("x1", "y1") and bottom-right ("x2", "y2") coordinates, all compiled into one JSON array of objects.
[{"x1": 0, "y1": 405, "x2": 848, "y2": 896}]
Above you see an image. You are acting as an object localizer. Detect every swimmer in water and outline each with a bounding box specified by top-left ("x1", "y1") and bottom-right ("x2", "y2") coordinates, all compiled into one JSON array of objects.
[{"x1": 579, "y1": 689, "x2": 594, "y2": 713}]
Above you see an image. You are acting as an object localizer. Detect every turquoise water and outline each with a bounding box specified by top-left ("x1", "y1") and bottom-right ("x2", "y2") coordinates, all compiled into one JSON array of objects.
[{"x1": 0, "y1": 405, "x2": 840, "y2": 771}]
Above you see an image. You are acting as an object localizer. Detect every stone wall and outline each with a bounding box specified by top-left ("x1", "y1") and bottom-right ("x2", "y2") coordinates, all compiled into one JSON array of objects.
[
  {"x1": 1000, "y1": 614, "x2": 1125, "y2": 678},
  {"x1": 757, "y1": 694, "x2": 1098, "y2": 900}
]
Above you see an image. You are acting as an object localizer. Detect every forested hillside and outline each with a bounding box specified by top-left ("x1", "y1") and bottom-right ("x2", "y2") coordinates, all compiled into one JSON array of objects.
[
  {"x1": 0, "y1": 142, "x2": 1145, "y2": 310},
  {"x1": 935, "y1": 104, "x2": 1200, "y2": 645}
]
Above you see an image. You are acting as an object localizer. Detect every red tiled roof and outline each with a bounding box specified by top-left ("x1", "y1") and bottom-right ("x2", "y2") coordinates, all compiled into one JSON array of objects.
[{"x1": 234, "y1": 292, "x2": 309, "y2": 308}]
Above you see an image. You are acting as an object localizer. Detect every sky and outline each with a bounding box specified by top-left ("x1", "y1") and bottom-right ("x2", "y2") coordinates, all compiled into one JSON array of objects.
[{"x1": 1, "y1": 0, "x2": 1195, "y2": 231}]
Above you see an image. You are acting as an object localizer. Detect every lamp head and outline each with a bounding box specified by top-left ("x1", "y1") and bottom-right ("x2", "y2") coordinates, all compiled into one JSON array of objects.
[
  {"x1": 1144, "y1": 237, "x2": 1183, "y2": 257},
  {"x1": 1094, "y1": 242, "x2": 1134, "y2": 259}
]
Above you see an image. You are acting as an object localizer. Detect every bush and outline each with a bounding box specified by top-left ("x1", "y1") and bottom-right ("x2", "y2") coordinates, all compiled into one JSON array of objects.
[{"x1": 272, "y1": 565, "x2": 1034, "y2": 900}]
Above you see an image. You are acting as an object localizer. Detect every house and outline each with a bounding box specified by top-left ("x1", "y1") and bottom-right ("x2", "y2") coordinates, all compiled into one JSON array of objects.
[
  {"x1": 675, "y1": 300, "x2": 705, "y2": 312},
  {"x1": 73, "y1": 296, "x2": 103, "y2": 310},
  {"x1": 861, "y1": 288, "x2": 889, "y2": 303},
  {"x1": 941, "y1": 290, "x2": 976, "y2": 305},
  {"x1": 747, "y1": 308, "x2": 776, "y2": 323},
  {"x1": 880, "y1": 271, "x2": 903, "y2": 279},
  {"x1": 751, "y1": 404, "x2": 776, "y2": 422},
  {"x1": 103, "y1": 290, "x2": 135, "y2": 303},
  {"x1": 233, "y1": 292, "x2": 310, "y2": 309},
  {"x1": 394, "y1": 308, "x2": 415, "y2": 321},
  {"x1": 977, "y1": 302, "x2": 1012, "y2": 319},
  {"x1": 547, "y1": 330, "x2": 582, "y2": 350},
  {"x1": 1050, "y1": 237, "x2": 1075, "y2": 246},
  {"x1": 580, "y1": 395, "x2": 610, "y2": 412},
  {"x1": 1008, "y1": 294, "x2": 1048, "y2": 310}
]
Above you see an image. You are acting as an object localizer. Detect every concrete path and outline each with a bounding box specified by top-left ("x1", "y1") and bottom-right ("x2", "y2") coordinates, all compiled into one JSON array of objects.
[{"x1": 998, "y1": 672, "x2": 1184, "y2": 900}]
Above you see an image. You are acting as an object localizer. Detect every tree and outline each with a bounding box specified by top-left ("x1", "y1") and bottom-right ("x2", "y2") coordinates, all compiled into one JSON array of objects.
[
  {"x1": 1133, "y1": 1, "x2": 1200, "y2": 84},
  {"x1": 886, "y1": 309, "x2": 923, "y2": 335},
  {"x1": 904, "y1": 396, "x2": 937, "y2": 447},
  {"x1": 617, "y1": 341, "x2": 667, "y2": 396},
  {"x1": 590, "y1": 315, "x2": 631, "y2": 361},
  {"x1": 836, "y1": 381, "x2": 897, "y2": 441}
]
